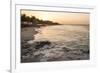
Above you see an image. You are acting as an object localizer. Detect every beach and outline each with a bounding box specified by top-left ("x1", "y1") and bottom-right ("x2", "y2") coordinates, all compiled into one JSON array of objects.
[{"x1": 21, "y1": 25, "x2": 89, "y2": 63}]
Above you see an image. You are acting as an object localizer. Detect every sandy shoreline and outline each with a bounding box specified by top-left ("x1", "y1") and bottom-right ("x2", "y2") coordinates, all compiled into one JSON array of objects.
[{"x1": 21, "y1": 27, "x2": 38, "y2": 43}]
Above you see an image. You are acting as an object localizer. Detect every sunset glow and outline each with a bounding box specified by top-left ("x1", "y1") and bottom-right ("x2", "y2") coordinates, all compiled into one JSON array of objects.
[{"x1": 21, "y1": 10, "x2": 89, "y2": 25}]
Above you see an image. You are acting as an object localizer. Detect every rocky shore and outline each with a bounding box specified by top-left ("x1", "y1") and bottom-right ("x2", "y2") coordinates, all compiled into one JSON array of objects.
[
  {"x1": 21, "y1": 26, "x2": 89, "y2": 63},
  {"x1": 21, "y1": 40, "x2": 89, "y2": 63}
]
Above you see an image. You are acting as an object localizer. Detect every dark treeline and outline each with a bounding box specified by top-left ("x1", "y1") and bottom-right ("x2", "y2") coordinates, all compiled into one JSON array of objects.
[{"x1": 21, "y1": 14, "x2": 61, "y2": 27}]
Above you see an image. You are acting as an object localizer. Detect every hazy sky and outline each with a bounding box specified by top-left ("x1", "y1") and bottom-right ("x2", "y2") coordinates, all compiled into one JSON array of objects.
[{"x1": 21, "y1": 10, "x2": 89, "y2": 25}]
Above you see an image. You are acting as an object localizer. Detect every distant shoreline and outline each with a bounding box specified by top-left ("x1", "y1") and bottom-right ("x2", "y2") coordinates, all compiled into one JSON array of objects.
[
  {"x1": 61, "y1": 24, "x2": 89, "y2": 26},
  {"x1": 21, "y1": 23, "x2": 89, "y2": 28}
]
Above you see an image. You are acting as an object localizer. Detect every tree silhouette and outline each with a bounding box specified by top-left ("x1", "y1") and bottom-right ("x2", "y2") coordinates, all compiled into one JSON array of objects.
[
  {"x1": 21, "y1": 14, "x2": 61, "y2": 27},
  {"x1": 21, "y1": 14, "x2": 27, "y2": 21},
  {"x1": 30, "y1": 16, "x2": 37, "y2": 26}
]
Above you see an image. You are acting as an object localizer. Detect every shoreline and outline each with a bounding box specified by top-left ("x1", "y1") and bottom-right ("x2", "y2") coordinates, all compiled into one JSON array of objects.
[{"x1": 21, "y1": 25, "x2": 89, "y2": 63}]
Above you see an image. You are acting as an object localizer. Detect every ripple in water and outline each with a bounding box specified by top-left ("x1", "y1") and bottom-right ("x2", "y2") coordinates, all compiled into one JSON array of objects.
[{"x1": 34, "y1": 25, "x2": 89, "y2": 42}]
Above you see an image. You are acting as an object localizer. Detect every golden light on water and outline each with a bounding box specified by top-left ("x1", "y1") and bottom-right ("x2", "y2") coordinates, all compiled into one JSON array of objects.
[{"x1": 21, "y1": 10, "x2": 89, "y2": 25}]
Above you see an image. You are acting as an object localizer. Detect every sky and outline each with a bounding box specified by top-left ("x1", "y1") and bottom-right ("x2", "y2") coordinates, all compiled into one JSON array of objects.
[{"x1": 21, "y1": 10, "x2": 90, "y2": 25}]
